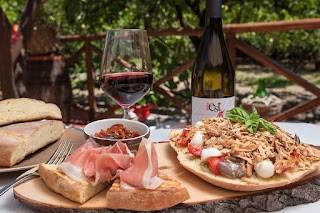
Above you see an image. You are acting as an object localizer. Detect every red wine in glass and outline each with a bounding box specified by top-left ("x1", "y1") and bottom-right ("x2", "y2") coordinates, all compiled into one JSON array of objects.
[
  {"x1": 100, "y1": 29, "x2": 153, "y2": 119},
  {"x1": 101, "y1": 72, "x2": 153, "y2": 108}
]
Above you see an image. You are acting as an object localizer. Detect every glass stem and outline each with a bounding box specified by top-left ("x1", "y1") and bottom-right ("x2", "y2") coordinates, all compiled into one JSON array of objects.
[{"x1": 123, "y1": 107, "x2": 130, "y2": 119}]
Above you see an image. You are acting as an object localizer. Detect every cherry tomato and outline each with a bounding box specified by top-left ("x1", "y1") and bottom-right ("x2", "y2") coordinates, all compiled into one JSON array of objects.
[
  {"x1": 207, "y1": 157, "x2": 223, "y2": 176},
  {"x1": 187, "y1": 143, "x2": 203, "y2": 156},
  {"x1": 182, "y1": 129, "x2": 190, "y2": 137},
  {"x1": 177, "y1": 138, "x2": 189, "y2": 146},
  {"x1": 177, "y1": 129, "x2": 191, "y2": 146}
]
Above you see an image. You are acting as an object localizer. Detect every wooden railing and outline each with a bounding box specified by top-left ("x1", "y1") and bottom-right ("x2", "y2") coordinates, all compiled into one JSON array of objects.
[{"x1": 58, "y1": 18, "x2": 320, "y2": 123}]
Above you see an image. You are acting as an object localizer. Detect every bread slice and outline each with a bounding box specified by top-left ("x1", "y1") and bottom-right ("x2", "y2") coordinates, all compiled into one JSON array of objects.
[
  {"x1": 106, "y1": 173, "x2": 190, "y2": 211},
  {"x1": 169, "y1": 129, "x2": 320, "y2": 191},
  {"x1": 0, "y1": 120, "x2": 64, "y2": 167},
  {"x1": 39, "y1": 164, "x2": 108, "y2": 204},
  {"x1": 0, "y1": 98, "x2": 62, "y2": 126}
]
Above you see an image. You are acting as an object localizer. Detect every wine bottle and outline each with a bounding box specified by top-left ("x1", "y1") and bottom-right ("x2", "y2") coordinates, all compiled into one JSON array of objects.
[
  {"x1": 191, "y1": 0, "x2": 235, "y2": 125},
  {"x1": 254, "y1": 79, "x2": 269, "y2": 98}
]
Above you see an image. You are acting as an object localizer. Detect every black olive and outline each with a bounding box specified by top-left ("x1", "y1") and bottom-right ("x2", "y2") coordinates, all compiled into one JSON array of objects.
[{"x1": 218, "y1": 161, "x2": 247, "y2": 178}]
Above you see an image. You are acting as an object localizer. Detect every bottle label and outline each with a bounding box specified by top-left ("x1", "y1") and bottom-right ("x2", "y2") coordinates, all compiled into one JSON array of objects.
[{"x1": 192, "y1": 96, "x2": 235, "y2": 125}]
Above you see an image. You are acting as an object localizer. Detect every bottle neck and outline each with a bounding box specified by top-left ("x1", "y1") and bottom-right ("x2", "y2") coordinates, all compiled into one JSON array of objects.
[
  {"x1": 207, "y1": 18, "x2": 223, "y2": 32},
  {"x1": 205, "y1": 0, "x2": 223, "y2": 29},
  {"x1": 206, "y1": 0, "x2": 222, "y2": 19}
]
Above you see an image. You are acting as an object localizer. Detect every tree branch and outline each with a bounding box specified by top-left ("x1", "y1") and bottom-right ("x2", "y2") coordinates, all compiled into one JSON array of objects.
[
  {"x1": 0, "y1": 7, "x2": 19, "y2": 98},
  {"x1": 173, "y1": 0, "x2": 201, "y2": 50},
  {"x1": 11, "y1": 0, "x2": 48, "y2": 97},
  {"x1": 20, "y1": 0, "x2": 48, "y2": 49}
]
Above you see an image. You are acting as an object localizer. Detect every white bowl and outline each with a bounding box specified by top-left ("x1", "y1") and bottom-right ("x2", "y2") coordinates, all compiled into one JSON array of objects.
[{"x1": 84, "y1": 118, "x2": 150, "y2": 150}]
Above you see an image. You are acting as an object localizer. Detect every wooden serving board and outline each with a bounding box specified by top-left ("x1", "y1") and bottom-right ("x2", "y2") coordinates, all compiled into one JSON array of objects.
[{"x1": 14, "y1": 131, "x2": 320, "y2": 212}]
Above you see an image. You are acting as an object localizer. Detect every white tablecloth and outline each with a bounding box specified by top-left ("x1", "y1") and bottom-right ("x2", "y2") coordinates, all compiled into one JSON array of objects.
[{"x1": 1, "y1": 122, "x2": 320, "y2": 212}]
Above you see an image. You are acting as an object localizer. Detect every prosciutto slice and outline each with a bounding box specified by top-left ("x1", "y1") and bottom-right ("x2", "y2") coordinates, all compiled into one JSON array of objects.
[
  {"x1": 60, "y1": 139, "x2": 133, "y2": 185},
  {"x1": 119, "y1": 139, "x2": 163, "y2": 190}
]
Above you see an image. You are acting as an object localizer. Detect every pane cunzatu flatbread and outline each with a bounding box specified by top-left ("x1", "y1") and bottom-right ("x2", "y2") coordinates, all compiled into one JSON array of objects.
[{"x1": 169, "y1": 108, "x2": 320, "y2": 191}]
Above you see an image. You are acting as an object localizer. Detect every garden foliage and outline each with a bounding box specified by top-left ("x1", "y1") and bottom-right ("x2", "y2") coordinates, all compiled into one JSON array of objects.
[{"x1": 1, "y1": 0, "x2": 319, "y2": 108}]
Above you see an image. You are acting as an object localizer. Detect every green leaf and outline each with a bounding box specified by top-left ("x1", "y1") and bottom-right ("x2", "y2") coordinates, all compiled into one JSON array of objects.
[
  {"x1": 249, "y1": 107, "x2": 259, "y2": 120},
  {"x1": 258, "y1": 118, "x2": 277, "y2": 134},
  {"x1": 226, "y1": 107, "x2": 250, "y2": 123},
  {"x1": 227, "y1": 107, "x2": 277, "y2": 135},
  {"x1": 245, "y1": 118, "x2": 260, "y2": 134}
]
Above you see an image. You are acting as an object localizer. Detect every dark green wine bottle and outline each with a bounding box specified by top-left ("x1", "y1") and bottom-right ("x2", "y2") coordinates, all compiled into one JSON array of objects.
[
  {"x1": 254, "y1": 79, "x2": 269, "y2": 98},
  {"x1": 191, "y1": 0, "x2": 235, "y2": 125}
]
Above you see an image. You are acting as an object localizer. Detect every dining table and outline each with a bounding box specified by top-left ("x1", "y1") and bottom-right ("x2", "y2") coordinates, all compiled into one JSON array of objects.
[{"x1": 0, "y1": 122, "x2": 320, "y2": 213}]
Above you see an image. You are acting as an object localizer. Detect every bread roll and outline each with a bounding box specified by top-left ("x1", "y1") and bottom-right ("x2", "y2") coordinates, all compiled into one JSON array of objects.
[
  {"x1": 38, "y1": 164, "x2": 108, "y2": 204},
  {"x1": 0, "y1": 120, "x2": 64, "y2": 167},
  {"x1": 0, "y1": 98, "x2": 62, "y2": 126}
]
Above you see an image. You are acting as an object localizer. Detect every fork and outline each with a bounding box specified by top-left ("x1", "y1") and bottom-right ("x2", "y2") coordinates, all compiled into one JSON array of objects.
[{"x1": 0, "y1": 140, "x2": 73, "y2": 196}]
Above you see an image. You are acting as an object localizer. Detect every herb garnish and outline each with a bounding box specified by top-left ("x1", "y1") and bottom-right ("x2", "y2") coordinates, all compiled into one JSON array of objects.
[{"x1": 226, "y1": 107, "x2": 277, "y2": 134}]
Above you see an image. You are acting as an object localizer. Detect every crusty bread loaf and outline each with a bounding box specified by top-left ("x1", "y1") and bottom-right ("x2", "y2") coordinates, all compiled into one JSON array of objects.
[
  {"x1": 106, "y1": 173, "x2": 190, "y2": 211},
  {"x1": 0, "y1": 120, "x2": 64, "y2": 167},
  {"x1": 169, "y1": 129, "x2": 320, "y2": 192},
  {"x1": 0, "y1": 98, "x2": 62, "y2": 126},
  {"x1": 38, "y1": 164, "x2": 108, "y2": 204}
]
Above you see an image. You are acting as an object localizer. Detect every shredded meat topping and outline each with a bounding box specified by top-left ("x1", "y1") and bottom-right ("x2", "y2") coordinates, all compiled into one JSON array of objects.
[{"x1": 171, "y1": 118, "x2": 320, "y2": 176}]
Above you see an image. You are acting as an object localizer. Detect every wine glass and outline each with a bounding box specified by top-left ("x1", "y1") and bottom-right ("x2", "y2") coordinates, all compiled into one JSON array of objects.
[{"x1": 100, "y1": 29, "x2": 153, "y2": 119}]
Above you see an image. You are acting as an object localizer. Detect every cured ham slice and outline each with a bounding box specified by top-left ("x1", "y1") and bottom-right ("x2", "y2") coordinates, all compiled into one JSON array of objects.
[
  {"x1": 60, "y1": 139, "x2": 134, "y2": 185},
  {"x1": 94, "y1": 153, "x2": 132, "y2": 185},
  {"x1": 120, "y1": 139, "x2": 163, "y2": 190},
  {"x1": 63, "y1": 139, "x2": 102, "y2": 171}
]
